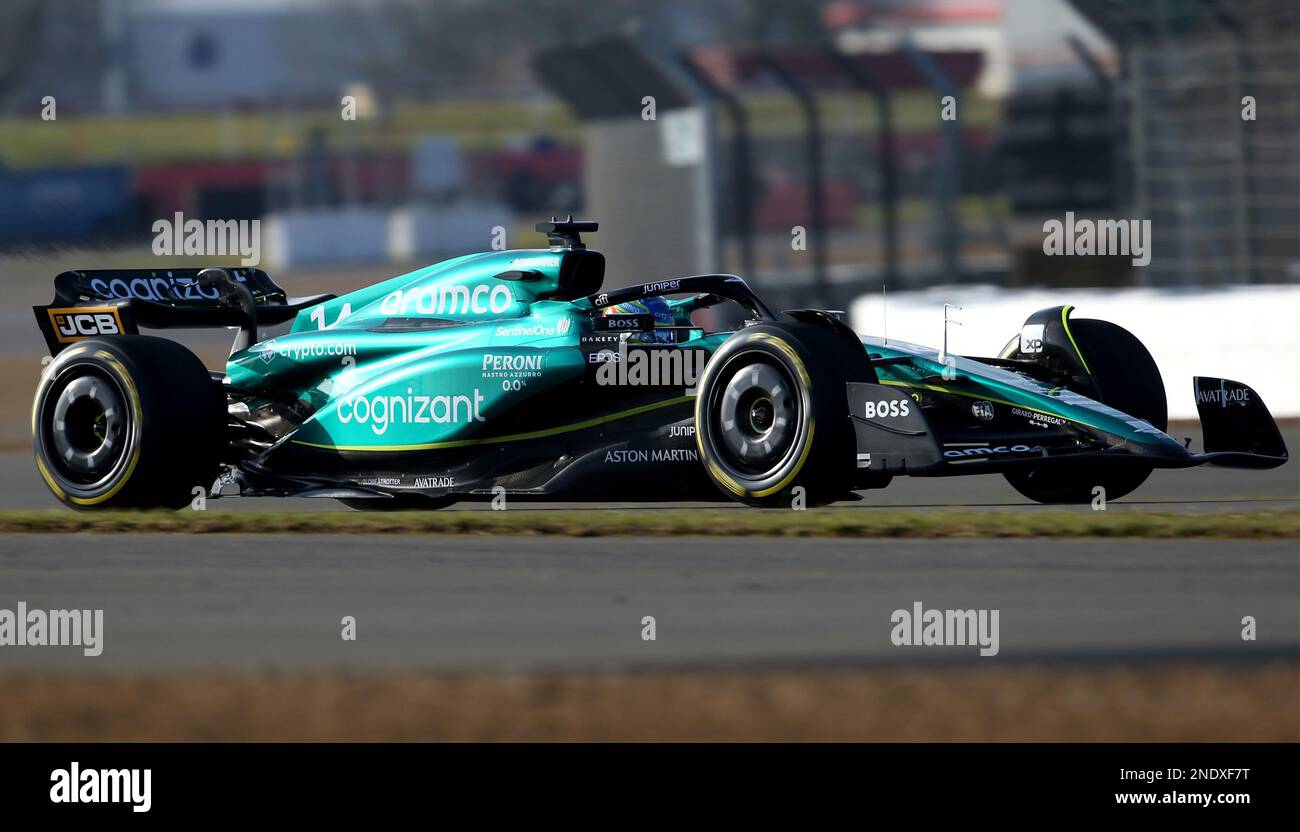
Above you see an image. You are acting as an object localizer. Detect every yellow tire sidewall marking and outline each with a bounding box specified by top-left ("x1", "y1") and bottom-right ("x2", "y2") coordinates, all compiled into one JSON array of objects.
[
  {"x1": 33, "y1": 347, "x2": 144, "y2": 506},
  {"x1": 696, "y1": 332, "x2": 816, "y2": 501}
]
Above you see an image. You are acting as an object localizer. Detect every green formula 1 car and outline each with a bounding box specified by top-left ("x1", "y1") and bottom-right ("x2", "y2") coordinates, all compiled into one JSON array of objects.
[{"x1": 30, "y1": 219, "x2": 1287, "y2": 510}]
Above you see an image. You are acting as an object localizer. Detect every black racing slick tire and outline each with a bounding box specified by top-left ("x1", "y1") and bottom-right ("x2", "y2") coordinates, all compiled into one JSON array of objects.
[
  {"x1": 33, "y1": 336, "x2": 225, "y2": 510},
  {"x1": 695, "y1": 322, "x2": 867, "y2": 508},
  {"x1": 1004, "y1": 319, "x2": 1166, "y2": 504}
]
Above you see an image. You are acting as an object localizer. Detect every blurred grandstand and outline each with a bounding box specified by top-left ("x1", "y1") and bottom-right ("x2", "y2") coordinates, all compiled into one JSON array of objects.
[{"x1": 0, "y1": 0, "x2": 1294, "y2": 292}]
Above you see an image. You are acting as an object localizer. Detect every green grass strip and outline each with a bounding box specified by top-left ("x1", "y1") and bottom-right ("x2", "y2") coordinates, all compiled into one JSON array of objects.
[{"x1": 0, "y1": 508, "x2": 1296, "y2": 539}]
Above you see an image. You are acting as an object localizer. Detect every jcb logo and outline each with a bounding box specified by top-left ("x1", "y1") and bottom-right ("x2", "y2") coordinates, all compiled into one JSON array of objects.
[
  {"x1": 864, "y1": 398, "x2": 910, "y2": 419},
  {"x1": 48, "y1": 307, "x2": 123, "y2": 343}
]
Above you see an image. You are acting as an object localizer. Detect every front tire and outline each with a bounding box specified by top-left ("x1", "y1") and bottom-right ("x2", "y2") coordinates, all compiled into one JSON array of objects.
[
  {"x1": 33, "y1": 337, "x2": 224, "y2": 509},
  {"x1": 694, "y1": 323, "x2": 865, "y2": 507},
  {"x1": 1004, "y1": 318, "x2": 1165, "y2": 504},
  {"x1": 1004, "y1": 461, "x2": 1152, "y2": 504}
]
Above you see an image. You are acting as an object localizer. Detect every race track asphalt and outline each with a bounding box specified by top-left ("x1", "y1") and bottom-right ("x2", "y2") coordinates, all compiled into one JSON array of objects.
[
  {"x1": 0, "y1": 535, "x2": 1294, "y2": 672},
  {"x1": 1, "y1": 425, "x2": 1295, "y2": 675},
  {"x1": 0, "y1": 423, "x2": 1296, "y2": 511}
]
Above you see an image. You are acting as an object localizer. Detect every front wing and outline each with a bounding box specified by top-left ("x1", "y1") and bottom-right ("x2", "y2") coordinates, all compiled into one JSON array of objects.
[{"x1": 848, "y1": 377, "x2": 1288, "y2": 479}]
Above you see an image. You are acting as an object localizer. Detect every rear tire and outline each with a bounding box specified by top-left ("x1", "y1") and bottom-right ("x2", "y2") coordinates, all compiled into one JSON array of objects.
[
  {"x1": 1004, "y1": 318, "x2": 1165, "y2": 504},
  {"x1": 33, "y1": 336, "x2": 224, "y2": 509},
  {"x1": 695, "y1": 322, "x2": 867, "y2": 507}
]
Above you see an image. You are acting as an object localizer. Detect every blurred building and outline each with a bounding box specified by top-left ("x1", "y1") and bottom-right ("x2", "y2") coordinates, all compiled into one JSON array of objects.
[
  {"x1": 825, "y1": 0, "x2": 1012, "y2": 95},
  {"x1": 122, "y1": 0, "x2": 369, "y2": 110},
  {"x1": 1072, "y1": 0, "x2": 1300, "y2": 284}
]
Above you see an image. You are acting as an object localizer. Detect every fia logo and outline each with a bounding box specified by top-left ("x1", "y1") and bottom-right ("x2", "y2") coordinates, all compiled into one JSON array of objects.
[{"x1": 971, "y1": 400, "x2": 994, "y2": 421}]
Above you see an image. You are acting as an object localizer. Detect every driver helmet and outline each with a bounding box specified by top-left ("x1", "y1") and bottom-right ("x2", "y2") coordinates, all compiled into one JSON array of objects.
[{"x1": 603, "y1": 296, "x2": 676, "y2": 343}]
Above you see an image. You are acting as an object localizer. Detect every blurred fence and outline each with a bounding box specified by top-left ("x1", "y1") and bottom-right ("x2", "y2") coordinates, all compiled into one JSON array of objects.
[
  {"x1": 1129, "y1": 30, "x2": 1299, "y2": 284},
  {"x1": 1073, "y1": 0, "x2": 1300, "y2": 284}
]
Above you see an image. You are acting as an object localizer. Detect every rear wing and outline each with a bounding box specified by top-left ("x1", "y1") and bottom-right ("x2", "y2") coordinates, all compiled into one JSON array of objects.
[{"x1": 34, "y1": 268, "x2": 333, "y2": 355}]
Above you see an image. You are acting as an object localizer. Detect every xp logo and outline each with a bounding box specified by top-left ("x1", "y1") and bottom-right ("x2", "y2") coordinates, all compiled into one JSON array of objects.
[
  {"x1": 48, "y1": 307, "x2": 123, "y2": 343},
  {"x1": 1020, "y1": 324, "x2": 1045, "y2": 354},
  {"x1": 863, "y1": 398, "x2": 910, "y2": 419},
  {"x1": 555, "y1": 317, "x2": 571, "y2": 335},
  {"x1": 971, "y1": 400, "x2": 994, "y2": 421}
]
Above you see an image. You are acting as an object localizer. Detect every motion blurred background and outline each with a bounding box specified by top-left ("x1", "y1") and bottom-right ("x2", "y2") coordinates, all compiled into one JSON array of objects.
[{"x1": 0, "y1": 0, "x2": 1297, "y2": 437}]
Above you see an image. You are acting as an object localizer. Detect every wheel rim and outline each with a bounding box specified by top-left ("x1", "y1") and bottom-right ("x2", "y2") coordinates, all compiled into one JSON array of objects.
[
  {"x1": 39, "y1": 367, "x2": 133, "y2": 496},
  {"x1": 707, "y1": 354, "x2": 804, "y2": 482}
]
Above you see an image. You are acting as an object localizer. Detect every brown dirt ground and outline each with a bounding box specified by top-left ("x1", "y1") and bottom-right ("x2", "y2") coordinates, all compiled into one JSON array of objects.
[{"x1": 1, "y1": 663, "x2": 1295, "y2": 742}]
